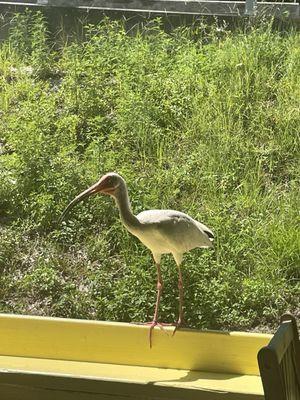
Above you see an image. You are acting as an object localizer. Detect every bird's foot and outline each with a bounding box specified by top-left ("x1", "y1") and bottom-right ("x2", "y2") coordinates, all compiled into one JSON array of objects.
[
  {"x1": 133, "y1": 321, "x2": 175, "y2": 329},
  {"x1": 142, "y1": 321, "x2": 175, "y2": 328},
  {"x1": 172, "y1": 319, "x2": 183, "y2": 337},
  {"x1": 133, "y1": 321, "x2": 174, "y2": 348},
  {"x1": 147, "y1": 320, "x2": 175, "y2": 348}
]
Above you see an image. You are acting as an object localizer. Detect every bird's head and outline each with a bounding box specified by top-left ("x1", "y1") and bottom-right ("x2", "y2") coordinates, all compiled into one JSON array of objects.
[
  {"x1": 59, "y1": 172, "x2": 125, "y2": 222},
  {"x1": 95, "y1": 172, "x2": 124, "y2": 196}
]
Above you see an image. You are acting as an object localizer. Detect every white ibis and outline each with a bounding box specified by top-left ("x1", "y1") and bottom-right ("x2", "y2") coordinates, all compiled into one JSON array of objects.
[{"x1": 60, "y1": 172, "x2": 214, "y2": 346}]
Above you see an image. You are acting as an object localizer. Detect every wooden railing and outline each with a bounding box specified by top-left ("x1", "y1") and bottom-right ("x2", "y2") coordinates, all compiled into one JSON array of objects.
[
  {"x1": 0, "y1": 0, "x2": 299, "y2": 18},
  {"x1": 258, "y1": 314, "x2": 300, "y2": 400}
]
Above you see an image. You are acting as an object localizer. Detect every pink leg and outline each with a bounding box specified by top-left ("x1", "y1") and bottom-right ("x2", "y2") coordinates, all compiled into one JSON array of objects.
[
  {"x1": 143, "y1": 263, "x2": 174, "y2": 346},
  {"x1": 153, "y1": 263, "x2": 163, "y2": 322},
  {"x1": 148, "y1": 263, "x2": 163, "y2": 347},
  {"x1": 173, "y1": 266, "x2": 184, "y2": 336},
  {"x1": 135, "y1": 262, "x2": 173, "y2": 347}
]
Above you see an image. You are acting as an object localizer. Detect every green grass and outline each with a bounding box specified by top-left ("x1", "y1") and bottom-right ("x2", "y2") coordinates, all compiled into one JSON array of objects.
[{"x1": 0, "y1": 12, "x2": 299, "y2": 332}]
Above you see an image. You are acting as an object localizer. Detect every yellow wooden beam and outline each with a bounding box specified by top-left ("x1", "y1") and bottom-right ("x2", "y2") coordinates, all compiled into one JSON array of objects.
[
  {"x1": 0, "y1": 355, "x2": 264, "y2": 398},
  {"x1": 0, "y1": 313, "x2": 271, "y2": 376}
]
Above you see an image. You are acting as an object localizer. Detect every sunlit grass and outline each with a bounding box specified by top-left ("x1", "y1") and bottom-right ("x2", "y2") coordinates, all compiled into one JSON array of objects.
[{"x1": 0, "y1": 12, "x2": 299, "y2": 331}]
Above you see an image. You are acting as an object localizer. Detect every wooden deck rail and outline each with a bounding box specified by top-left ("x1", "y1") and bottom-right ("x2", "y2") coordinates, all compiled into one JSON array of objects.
[
  {"x1": 0, "y1": 313, "x2": 299, "y2": 399},
  {"x1": 0, "y1": 0, "x2": 299, "y2": 19},
  {"x1": 258, "y1": 313, "x2": 300, "y2": 400},
  {"x1": 0, "y1": 313, "x2": 270, "y2": 399}
]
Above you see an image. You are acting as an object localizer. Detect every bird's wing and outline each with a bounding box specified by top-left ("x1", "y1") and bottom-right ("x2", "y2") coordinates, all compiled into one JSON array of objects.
[
  {"x1": 194, "y1": 220, "x2": 214, "y2": 240},
  {"x1": 137, "y1": 210, "x2": 213, "y2": 252}
]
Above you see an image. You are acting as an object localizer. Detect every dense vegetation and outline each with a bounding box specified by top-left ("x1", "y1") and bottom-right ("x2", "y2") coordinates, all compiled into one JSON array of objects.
[{"x1": 0, "y1": 12, "x2": 299, "y2": 332}]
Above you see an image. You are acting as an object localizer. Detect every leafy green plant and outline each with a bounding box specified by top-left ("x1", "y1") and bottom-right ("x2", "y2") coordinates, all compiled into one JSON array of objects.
[{"x1": 0, "y1": 13, "x2": 299, "y2": 330}]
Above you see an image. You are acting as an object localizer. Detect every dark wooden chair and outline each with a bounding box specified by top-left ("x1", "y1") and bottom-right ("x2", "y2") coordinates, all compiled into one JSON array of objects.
[{"x1": 258, "y1": 314, "x2": 300, "y2": 400}]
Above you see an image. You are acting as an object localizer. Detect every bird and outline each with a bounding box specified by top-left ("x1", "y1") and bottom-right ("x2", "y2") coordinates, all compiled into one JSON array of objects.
[{"x1": 60, "y1": 172, "x2": 214, "y2": 346}]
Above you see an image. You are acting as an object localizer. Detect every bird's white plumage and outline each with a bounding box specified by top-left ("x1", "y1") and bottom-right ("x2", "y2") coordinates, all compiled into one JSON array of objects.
[
  {"x1": 135, "y1": 209, "x2": 213, "y2": 258},
  {"x1": 100, "y1": 173, "x2": 215, "y2": 266},
  {"x1": 61, "y1": 172, "x2": 214, "y2": 338}
]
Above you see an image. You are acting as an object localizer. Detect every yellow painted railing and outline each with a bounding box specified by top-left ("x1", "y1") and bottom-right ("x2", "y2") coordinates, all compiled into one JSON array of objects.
[
  {"x1": 0, "y1": 313, "x2": 271, "y2": 374},
  {"x1": 0, "y1": 313, "x2": 273, "y2": 399}
]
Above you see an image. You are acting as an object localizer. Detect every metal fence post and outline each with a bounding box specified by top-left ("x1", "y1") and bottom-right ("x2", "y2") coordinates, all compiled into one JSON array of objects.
[{"x1": 245, "y1": 0, "x2": 257, "y2": 16}]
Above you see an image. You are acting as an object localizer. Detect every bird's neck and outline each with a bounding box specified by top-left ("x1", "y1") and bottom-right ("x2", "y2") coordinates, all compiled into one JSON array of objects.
[{"x1": 114, "y1": 186, "x2": 140, "y2": 232}]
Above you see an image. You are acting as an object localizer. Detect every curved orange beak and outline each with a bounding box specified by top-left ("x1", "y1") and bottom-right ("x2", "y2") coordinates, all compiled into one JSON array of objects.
[{"x1": 58, "y1": 176, "x2": 114, "y2": 223}]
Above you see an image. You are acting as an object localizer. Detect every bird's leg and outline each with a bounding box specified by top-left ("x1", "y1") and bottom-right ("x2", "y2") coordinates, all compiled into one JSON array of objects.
[
  {"x1": 135, "y1": 262, "x2": 171, "y2": 347},
  {"x1": 173, "y1": 265, "x2": 184, "y2": 336},
  {"x1": 148, "y1": 263, "x2": 163, "y2": 347},
  {"x1": 153, "y1": 263, "x2": 163, "y2": 322},
  {"x1": 141, "y1": 262, "x2": 172, "y2": 346}
]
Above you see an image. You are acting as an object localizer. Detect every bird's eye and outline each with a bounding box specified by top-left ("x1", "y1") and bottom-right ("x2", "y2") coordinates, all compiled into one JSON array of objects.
[{"x1": 107, "y1": 177, "x2": 115, "y2": 187}]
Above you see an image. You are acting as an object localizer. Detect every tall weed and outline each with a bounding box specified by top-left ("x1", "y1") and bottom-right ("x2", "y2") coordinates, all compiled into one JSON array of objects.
[{"x1": 0, "y1": 13, "x2": 299, "y2": 330}]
